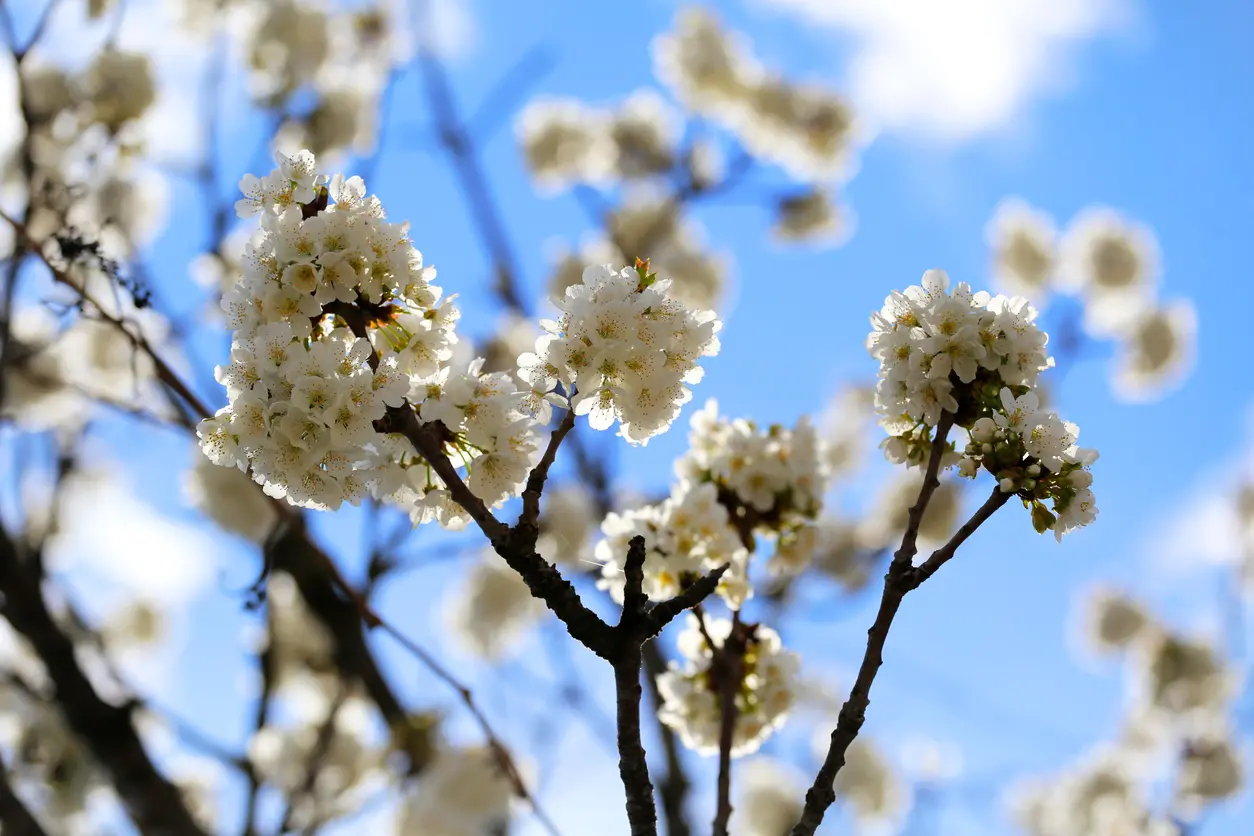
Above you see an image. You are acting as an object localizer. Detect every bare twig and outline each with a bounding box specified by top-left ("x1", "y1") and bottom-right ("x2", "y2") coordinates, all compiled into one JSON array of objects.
[
  {"x1": 711, "y1": 612, "x2": 746, "y2": 836},
  {"x1": 790, "y1": 413, "x2": 1009, "y2": 835}
]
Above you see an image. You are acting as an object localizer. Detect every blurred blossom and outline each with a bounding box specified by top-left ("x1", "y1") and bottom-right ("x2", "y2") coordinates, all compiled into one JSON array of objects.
[
  {"x1": 658, "y1": 615, "x2": 800, "y2": 756},
  {"x1": 810, "y1": 517, "x2": 872, "y2": 592},
  {"x1": 67, "y1": 163, "x2": 171, "y2": 252},
  {"x1": 280, "y1": 85, "x2": 377, "y2": 158},
  {"x1": 1136, "y1": 633, "x2": 1230, "y2": 718},
  {"x1": 1112, "y1": 299, "x2": 1196, "y2": 403},
  {"x1": 772, "y1": 187, "x2": 848, "y2": 247},
  {"x1": 516, "y1": 97, "x2": 615, "y2": 190},
  {"x1": 246, "y1": 0, "x2": 331, "y2": 101},
  {"x1": 986, "y1": 197, "x2": 1057, "y2": 300},
  {"x1": 0, "y1": 307, "x2": 83, "y2": 430},
  {"x1": 395, "y1": 746, "x2": 516, "y2": 835},
  {"x1": 101, "y1": 600, "x2": 165, "y2": 648},
  {"x1": 733, "y1": 758, "x2": 804, "y2": 836},
  {"x1": 737, "y1": 78, "x2": 857, "y2": 182},
  {"x1": 1011, "y1": 752, "x2": 1172, "y2": 836},
  {"x1": 1059, "y1": 207, "x2": 1160, "y2": 337},
  {"x1": 478, "y1": 313, "x2": 540, "y2": 376},
  {"x1": 185, "y1": 450, "x2": 280, "y2": 543},
  {"x1": 1175, "y1": 734, "x2": 1245, "y2": 816},
  {"x1": 79, "y1": 50, "x2": 156, "y2": 133},
  {"x1": 859, "y1": 473, "x2": 962, "y2": 551},
  {"x1": 686, "y1": 135, "x2": 726, "y2": 191},
  {"x1": 445, "y1": 550, "x2": 543, "y2": 661},
  {"x1": 264, "y1": 572, "x2": 337, "y2": 687},
  {"x1": 610, "y1": 88, "x2": 681, "y2": 179},
  {"x1": 248, "y1": 696, "x2": 384, "y2": 829},
  {"x1": 829, "y1": 737, "x2": 908, "y2": 831},
  {"x1": 537, "y1": 484, "x2": 599, "y2": 568},
  {"x1": 1079, "y1": 587, "x2": 1153, "y2": 656},
  {"x1": 820, "y1": 384, "x2": 874, "y2": 480},
  {"x1": 653, "y1": 6, "x2": 760, "y2": 117},
  {"x1": 21, "y1": 64, "x2": 75, "y2": 127}
]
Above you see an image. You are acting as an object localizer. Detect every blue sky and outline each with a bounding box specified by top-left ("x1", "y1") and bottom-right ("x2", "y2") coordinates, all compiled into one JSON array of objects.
[{"x1": 12, "y1": 0, "x2": 1254, "y2": 833}]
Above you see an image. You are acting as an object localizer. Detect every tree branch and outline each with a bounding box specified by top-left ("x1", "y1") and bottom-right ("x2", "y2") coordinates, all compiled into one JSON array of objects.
[
  {"x1": 0, "y1": 527, "x2": 210, "y2": 836},
  {"x1": 790, "y1": 412, "x2": 966, "y2": 836},
  {"x1": 712, "y1": 612, "x2": 746, "y2": 836},
  {"x1": 642, "y1": 642, "x2": 692, "y2": 836}
]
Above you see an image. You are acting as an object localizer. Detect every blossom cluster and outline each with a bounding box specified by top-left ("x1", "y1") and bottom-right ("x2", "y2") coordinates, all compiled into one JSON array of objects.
[
  {"x1": 868, "y1": 270, "x2": 1097, "y2": 540},
  {"x1": 656, "y1": 615, "x2": 799, "y2": 757},
  {"x1": 675, "y1": 400, "x2": 830, "y2": 575},
  {"x1": 519, "y1": 261, "x2": 721, "y2": 445},
  {"x1": 198, "y1": 150, "x2": 541, "y2": 524},
  {"x1": 987, "y1": 199, "x2": 1196, "y2": 402},
  {"x1": 959, "y1": 390, "x2": 1099, "y2": 541},
  {"x1": 596, "y1": 480, "x2": 750, "y2": 609},
  {"x1": 197, "y1": 151, "x2": 448, "y2": 510},
  {"x1": 652, "y1": 8, "x2": 856, "y2": 182}
]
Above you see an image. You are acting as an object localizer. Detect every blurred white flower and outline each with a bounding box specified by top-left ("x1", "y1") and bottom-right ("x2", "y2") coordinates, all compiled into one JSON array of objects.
[
  {"x1": 1112, "y1": 299, "x2": 1196, "y2": 403},
  {"x1": 987, "y1": 197, "x2": 1057, "y2": 299}
]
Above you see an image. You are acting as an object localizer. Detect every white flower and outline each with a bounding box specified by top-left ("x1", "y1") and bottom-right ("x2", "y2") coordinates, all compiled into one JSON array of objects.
[
  {"x1": 733, "y1": 759, "x2": 804, "y2": 836},
  {"x1": 986, "y1": 198, "x2": 1057, "y2": 299},
  {"x1": 395, "y1": 747, "x2": 517, "y2": 836},
  {"x1": 202, "y1": 150, "x2": 544, "y2": 526},
  {"x1": 445, "y1": 550, "x2": 543, "y2": 661},
  {"x1": 1112, "y1": 299, "x2": 1196, "y2": 403},
  {"x1": 657, "y1": 615, "x2": 799, "y2": 756},
  {"x1": 1059, "y1": 207, "x2": 1160, "y2": 337},
  {"x1": 522, "y1": 263, "x2": 720, "y2": 444}
]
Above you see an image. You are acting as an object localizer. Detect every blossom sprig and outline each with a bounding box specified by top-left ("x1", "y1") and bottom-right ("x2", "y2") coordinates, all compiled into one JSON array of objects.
[
  {"x1": 868, "y1": 269, "x2": 1097, "y2": 540},
  {"x1": 656, "y1": 614, "x2": 799, "y2": 757},
  {"x1": 596, "y1": 480, "x2": 751, "y2": 609},
  {"x1": 675, "y1": 399, "x2": 831, "y2": 576},
  {"x1": 199, "y1": 150, "x2": 540, "y2": 522},
  {"x1": 958, "y1": 388, "x2": 1098, "y2": 540},
  {"x1": 518, "y1": 258, "x2": 721, "y2": 444}
]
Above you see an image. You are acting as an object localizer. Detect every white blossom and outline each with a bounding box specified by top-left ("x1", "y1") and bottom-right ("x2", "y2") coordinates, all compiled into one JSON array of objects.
[
  {"x1": 519, "y1": 262, "x2": 720, "y2": 444},
  {"x1": 445, "y1": 550, "x2": 543, "y2": 661},
  {"x1": 986, "y1": 197, "x2": 1057, "y2": 299},
  {"x1": 657, "y1": 615, "x2": 799, "y2": 757}
]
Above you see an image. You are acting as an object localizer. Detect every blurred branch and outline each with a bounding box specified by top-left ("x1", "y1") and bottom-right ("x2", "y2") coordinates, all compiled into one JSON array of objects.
[
  {"x1": 0, "y1": 524, "x2": 210, "y2": 836},
  {"x1": 642, "y1": 641, "x2": 692, "y2": 836},
  {"x1": 465, "y1": 44, "x2": 558, "y2": 141}
]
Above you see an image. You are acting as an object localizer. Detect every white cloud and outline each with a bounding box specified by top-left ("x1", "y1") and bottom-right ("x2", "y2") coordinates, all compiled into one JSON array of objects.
[{"x1": 756, "y1": 0, "x2": 1136, "y2": 140}]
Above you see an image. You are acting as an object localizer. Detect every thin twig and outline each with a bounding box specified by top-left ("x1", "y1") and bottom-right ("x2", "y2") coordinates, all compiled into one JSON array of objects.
[
  {"x1": 712, "y1": 611, "x2": 745, "y2": 836},
  {"x1": 790, "y1": 414, "x2": 1009, "y2": 835}
]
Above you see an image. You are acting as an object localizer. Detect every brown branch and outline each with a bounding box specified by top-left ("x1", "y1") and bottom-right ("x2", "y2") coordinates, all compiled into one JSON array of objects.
[
  {"x1": 711, "y1": 612, "x2": 746, "y2": 836},
  {"x1": 642, "y1": 642, "x2": 692, "y2": 836},
  {"x1": 520, "y1": 406, "x2": 577, "y2": 532},
  {"x1": 907, "y1": 488, "x2": 1011, "y2": 590},
  {"x1": 0, "y1": 527, "x2": 210, "y2": 836},
  {"x1": 790, "y1": 413, "x2": 1006, "y2": 835},
  {"x1": 0, "y1": 750, "x2": 49, "y2": 836},
  {"x1": 613, "y1": 536, "x2": 657, "y2": 836}
]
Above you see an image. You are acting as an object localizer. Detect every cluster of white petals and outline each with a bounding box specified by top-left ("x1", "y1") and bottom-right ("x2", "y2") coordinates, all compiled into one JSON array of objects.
[
  {"x1": 519, "y1": 262, "x2": 721, "y2": 445},
  {"x1": 869, "y1": 269, "x2": 1098, "y2": 540},
  {"x1": 652, "y1": 8, "x2": 857, "y2": 181},
  {"x1": 596, "y1": 480, "x2": 749, "y2": 608},
  {"x1": 656, "y1": 615, "x2": 799, "y2": 757},
  {"x1": 198, "y1": 150, "x2": 540, "y2": 524},
  {"x1": 445, "y1": 550, "x2": 543, "y2": 661},
  {"x1": 676, "y1": 400, "x2": 830, "y2": 575},
  {"x1": 517, "y1": 89, "x2": 680, "y2": 189},
  {"x1": 395, "y1": 747, "x2": 516, "y2": 835}
]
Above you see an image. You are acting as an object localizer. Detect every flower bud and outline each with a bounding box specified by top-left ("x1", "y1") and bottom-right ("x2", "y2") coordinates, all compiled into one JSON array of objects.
[{"x1": 970, "y1": 416, "x2": 997, "y2": 444}]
